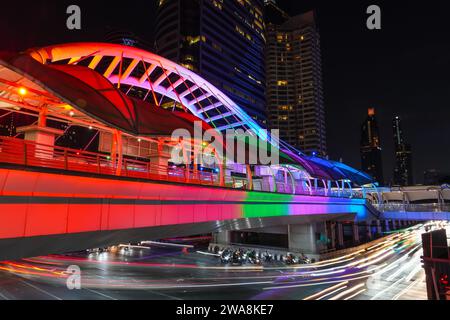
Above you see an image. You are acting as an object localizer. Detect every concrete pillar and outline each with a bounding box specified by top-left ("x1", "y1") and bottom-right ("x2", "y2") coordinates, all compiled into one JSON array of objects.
[
  {"x1": 214, "y1": 231, "x2": 231, "y2": 245},
  {"x1": 246, "y1": 164, "x2": 253, "y2": 191},
  {"x1": 391, "y1": 220, "x2": 397, "y2": 230},
  {"x1": 367, "y1": 221, "x2": 373, "y2": 240},
  {"x1": 288, "y1": 224, "x2": 318, "y2": 255},
  {"x1": 329, "y1": 222, "x2": 336, "y2": 250},
  {"x1": 384, "y1": 220, "x2": 390, "y2": 232},
  {"x1": 352, "y1": 223, "x2": 360, "y2": 244},
  {"x1": 150, "y1": 139, "x2": 172, "y2": 177},
  {"x1": 376, "y1": 220, "x2": 382, "y2": 236},
  {"x1": 336, "y1": 223, "x2": 344, "y2": 248}
]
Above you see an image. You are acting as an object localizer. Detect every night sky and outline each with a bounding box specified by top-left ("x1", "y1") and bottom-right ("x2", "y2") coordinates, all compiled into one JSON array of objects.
[{"x1": 1, "y1": 0, "x2": 449, "y2": 184}]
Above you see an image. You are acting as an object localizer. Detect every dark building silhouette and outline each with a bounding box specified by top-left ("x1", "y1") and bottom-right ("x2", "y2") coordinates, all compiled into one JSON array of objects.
[
  {"x1": 154, "y1": 0, "x2": 267, "y2": 127},
  {"x1": 392, "y1": 116, "x2": 413, "y2": 186},
  {"x1": 265, "y1": 3, "x2": 327, "y2": 156},
  {"x1": 360, "y1": 108, "x2": 384, "y2": 184},
  {"x1": 424, "y1": 169, "x2": 450, "y2": 185}
]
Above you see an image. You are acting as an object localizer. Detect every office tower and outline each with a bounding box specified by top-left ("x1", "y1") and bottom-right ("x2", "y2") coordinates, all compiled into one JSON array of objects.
[
  {"x1": 360, "y1": 108, "x2": 384, "y2": 184},
  {"x1": 265, "y1": 4, "x2": 327, "y2": 156},
  {"x1": 392, "y1": 116, "x2": 413, "y2": 186},
  {"x1": 155, "y1": 0, "x2": 267, "y2": 127}
]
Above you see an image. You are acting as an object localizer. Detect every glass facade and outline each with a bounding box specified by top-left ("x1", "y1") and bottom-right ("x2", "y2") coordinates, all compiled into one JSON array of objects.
[
  {"x1": 155, "y1": 0, "x2": 267, "y2": 128},
  {"x1": 360, "y1": 108, "x2": 384, "y2": 184},
  {"x1": 265, "y1": 7, "x2": 327, "y2": 156}
]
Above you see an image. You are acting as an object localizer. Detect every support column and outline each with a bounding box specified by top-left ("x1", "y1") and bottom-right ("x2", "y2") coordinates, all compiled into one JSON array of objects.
[
  {"x1": 391, "y1": 219, "x2": 397, "y2": 230},
  {"x1": 353, "y1": 223, "x2": 360, "y2": 244},
  {"x1": 246, "y1": 164, "x2": 253, "y2": 191},
  {"x1": 288, "y1": 224, "x2": 318, "y2": 255},
  {"x1": 376, "y1": 220, "x2": 382, "y2": 236},
  {"x1": 384, "y1": 220, "x2": 390, "y2": 233},
  {"x1": 214, "y1": 231, "x2": 231, "y2": 245},
  {"x1": 324, "y1": 221, "x2": 336, "y2": 250},
  {"x1": 115, "y1": 131, "x2": 123, "y2": 176},
  {"x1": 149, "y1": 138, "x2": 171, "y2": 177},
  {"x1": 366, "y1": 221, "x2": 373, "y2": 240},
  {"x1": 336, "y1": 223, "x2": 344, "y2": 248}
]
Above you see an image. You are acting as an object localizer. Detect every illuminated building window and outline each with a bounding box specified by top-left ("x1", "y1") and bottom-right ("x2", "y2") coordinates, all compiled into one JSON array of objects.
[
  {"x1": 185, "y1": 36, "x2": 206, "y2": 46},
  {"x1": 277, "y1": 80, "x2": 288, "y2": 86},
  {"x1": 278, "y1": 105, "x2": 293, "y2": 111},
  {"x1": 181, "y1": 63, "x2": 195, "y2": 71},
  {"x1": 212, "y1": 0, "x2": 223, "y2": 10},
  {"x1": 183, "y1": 55, "x2": 195, "y2": 62}
]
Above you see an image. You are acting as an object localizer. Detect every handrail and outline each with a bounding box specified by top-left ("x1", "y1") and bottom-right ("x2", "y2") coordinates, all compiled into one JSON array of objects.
[{"x1": 0, "y1": 136, "x2": 362, "y2": 198}]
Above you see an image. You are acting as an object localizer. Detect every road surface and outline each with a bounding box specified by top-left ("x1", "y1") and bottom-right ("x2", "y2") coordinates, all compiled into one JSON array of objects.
[{"x1": 0, "y1": 222, "x2": 446, "y2": 300}]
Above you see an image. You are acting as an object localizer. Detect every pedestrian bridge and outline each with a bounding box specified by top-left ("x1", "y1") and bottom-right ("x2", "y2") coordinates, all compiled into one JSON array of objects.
[
  {"x1": 0, "y1": 43, "x2": 379, "y2": 260},
  {"x1": 0, "y1": 164, "x2": 375, "y2": 261},
  {"x1": 370, "y1": 186, "x2": 450, "y2": 221}
]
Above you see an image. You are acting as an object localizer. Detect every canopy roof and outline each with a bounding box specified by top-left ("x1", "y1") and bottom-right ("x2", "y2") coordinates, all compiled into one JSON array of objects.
[{"x1": 2, "y1": 53, "x2": 213, "y2": 137}]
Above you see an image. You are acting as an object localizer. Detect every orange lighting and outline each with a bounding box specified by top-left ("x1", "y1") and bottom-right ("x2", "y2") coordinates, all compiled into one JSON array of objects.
[
  {"x1": 368, "y1": 108, "x2": 375, "y2": 116},
  {"x1": 18, "y1": 87, "x2": 27, "y2": 96}
]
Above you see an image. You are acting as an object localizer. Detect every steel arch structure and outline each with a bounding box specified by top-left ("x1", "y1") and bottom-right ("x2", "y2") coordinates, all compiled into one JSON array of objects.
[
  {"x1": 24, "y1": 43, "x2": 374, "y2": 186},
  {"x1": 28, "y1": 43, "x2": 267, "y2": 137}
]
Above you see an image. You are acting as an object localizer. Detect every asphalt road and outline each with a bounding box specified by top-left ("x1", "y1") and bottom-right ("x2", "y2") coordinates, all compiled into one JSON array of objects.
[{"x1": 0, "y1": 222, "x2": 446, "y2": 300}]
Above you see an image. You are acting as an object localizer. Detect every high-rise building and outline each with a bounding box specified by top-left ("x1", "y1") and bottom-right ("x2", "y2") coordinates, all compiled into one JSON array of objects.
[
  {"x1": 424, "y1": 169, "x2": 450, "y2": 185},
  {"x1": 265, "y1": 5, "x2": 327, "y2": 156},
  {"x1": 360, "y1": 108, "x2": 384, "y2": 184},
  {"x1": 392, "y1": 116, "x2": 413, "y2": 186},
  {"x1": 155, "y1": 0, "x2": 267, "y2": 127}
]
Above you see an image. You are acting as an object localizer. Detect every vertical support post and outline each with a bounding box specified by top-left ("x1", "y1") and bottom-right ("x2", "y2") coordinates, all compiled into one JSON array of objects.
[
  {"x1": 353, "y1": 223, "x2": 360, "y2": 244},
  {"x1": 246, "y1": 164, "x2": 253, "y2": 191},
  {"x1": 367, "y1": 221, "x2": 373, "y2": 240},
  {"x1": 376, "y1": 220, "x2": 382, "y2": 236},
  {"x1": 111, "y1": 131, "x2": 117, "y2": 172},
  {"x1": 115, "y1": 130, "x2": 123, "y2": 176},
  {"x1": 215, "y1": 150, "x2": 225, "y2": 187},
  {"x1": 38, "y1": 107, "x2": 47, "y2": 127},
  {"x1": 336, "y1": 223, "x2": 344, "y2": 248}
]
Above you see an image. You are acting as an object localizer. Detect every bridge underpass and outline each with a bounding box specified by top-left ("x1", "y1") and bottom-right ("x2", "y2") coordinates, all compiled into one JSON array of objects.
[{"x1": 0, "y1": 165, "x2": 376, "y2": 261}]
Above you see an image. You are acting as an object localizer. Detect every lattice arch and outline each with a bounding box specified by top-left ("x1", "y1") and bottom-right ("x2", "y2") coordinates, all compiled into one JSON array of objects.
[{"x1": 28, "y1": 43, "x2": 270, "y2": 138}]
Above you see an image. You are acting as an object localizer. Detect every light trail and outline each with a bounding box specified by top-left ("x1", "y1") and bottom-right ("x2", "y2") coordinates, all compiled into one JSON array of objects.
[
  {"x1": 344, "y1": 288, "x2": 367, "y2": 300},
  {"x1": 391, "y1": 276, "x2": 424, "y2": 300},
  {"x1": 302, "y1": 281, "x2": 348, "y2": 300},
  {"x1": 329, "y1": 283, "x2": 366, "y2": 300},
  {"x1": 369, "y1": 277, "x2": 405, "y2": 300}
]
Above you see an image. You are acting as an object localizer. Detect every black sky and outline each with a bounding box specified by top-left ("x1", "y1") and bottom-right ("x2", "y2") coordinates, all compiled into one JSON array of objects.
[{"x1": 1, "y1": 0, "x2": 449, "y2": 184}]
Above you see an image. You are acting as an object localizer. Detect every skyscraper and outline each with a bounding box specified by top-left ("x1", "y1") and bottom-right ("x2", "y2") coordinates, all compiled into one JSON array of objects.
[
  {"x1": 265, "y1": 4, "x2": 327, "y2": 156},
  {"x1": 155, "y1": 0, "x2": 267, "y2": 127},
  {"x1": 360, "y1": 108, "x2": 384, "y2": 184},
  {"x1": 393, "y1": 116, "x2": 413, "y2": 186}
]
